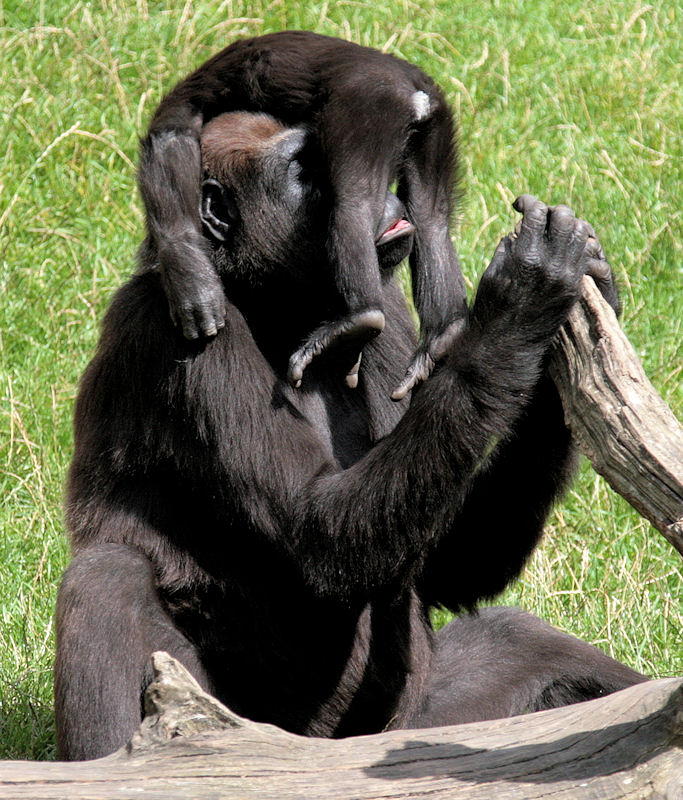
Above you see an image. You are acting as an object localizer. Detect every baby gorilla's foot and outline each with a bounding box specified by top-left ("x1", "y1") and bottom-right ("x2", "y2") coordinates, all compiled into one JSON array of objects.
[
  {"x1": 287, "y1": 309, "x2": 385, "y2": 389},
  {"x1": 391, "y1": 319, "x2": 467, "y2": 401}
]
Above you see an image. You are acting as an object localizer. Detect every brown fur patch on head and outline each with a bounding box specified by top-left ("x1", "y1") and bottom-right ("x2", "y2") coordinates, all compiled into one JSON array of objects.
[{"x1": 201, "y1": 112, "x2": 286, "y2": 180}]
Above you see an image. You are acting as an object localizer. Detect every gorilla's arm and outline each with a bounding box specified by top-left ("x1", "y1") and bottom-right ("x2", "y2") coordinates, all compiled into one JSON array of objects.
[
  {"x1": 240, "y1": 204, "x2": 588, "y2": 602},
  {"x1": 70, "y1": 200, "x2": 592, "y2": 606},
  {"x1": 417, "y1": 375, "x2": 575, "y2": 611},
  {"x1": 418, "y1": 233, "x2": 622, "y2": 611}
]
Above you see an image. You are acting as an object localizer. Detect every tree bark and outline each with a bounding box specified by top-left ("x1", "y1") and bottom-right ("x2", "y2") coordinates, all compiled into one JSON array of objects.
[
  {"x1": 1, "y1": 652, "x2": 682, "y2": 799},
  {"x1": 550, "y1": 276, "x2": 683, "y2": 556}
]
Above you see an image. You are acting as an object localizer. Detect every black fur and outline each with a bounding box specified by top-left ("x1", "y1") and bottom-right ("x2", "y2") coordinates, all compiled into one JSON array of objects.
[
  {"x1": 138, "y1": 31, "x2": 467, "y2": 394},
  {"x1": 54, "y1": 111, "x2": 645, "y2": 761}
]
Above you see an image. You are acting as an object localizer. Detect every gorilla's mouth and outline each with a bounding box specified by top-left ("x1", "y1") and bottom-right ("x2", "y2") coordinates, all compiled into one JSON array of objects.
[{"x1": 376, "y1": 218, "x2": 415, "y2": 245}]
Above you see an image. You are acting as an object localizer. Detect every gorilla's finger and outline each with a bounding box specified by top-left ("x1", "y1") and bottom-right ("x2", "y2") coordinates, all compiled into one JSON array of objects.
[
  {"x1": 194, "y1": 305, "x2": 219, "y2": 338},
  {"x1": 585, "y1": 234, "x2": 608, "y2": 264},
  {"x1": 585, "y1": 254, "x2": 612, "y2": 283},
  {"x1": 545, "y1": 205, "x2": 580, "y2": 273},
  {"x1": 178, "y1": 308, "x2": 200, "y2": 340},
  {"x1": 548, "y1": 205, "x2": 575, "y2": 231},
  {"x1": 288, "y1": 340, "x2": 321, "y2": 388},
  {"x1": 391, "y1": 352, "x2": 433, "y2": 401},
  {"x1": 512, "y1": 195, "x2": 548, "y2": 258},
  {"x1": 512, "y1": 194, "x2": 542, "y2": 215},
  {"x1": 427, "y1": 318, "x2": 467, "y2": 361},
  {"x1": 344, "y1": 352, "x2": 363, "y2": 389},
  {"x1": 566, "y1": 218, "x2": 592, "y2": 264}
]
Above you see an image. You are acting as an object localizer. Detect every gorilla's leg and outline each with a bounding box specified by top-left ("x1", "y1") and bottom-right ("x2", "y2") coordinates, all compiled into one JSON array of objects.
[
  {"x1": 55, "y1": 543, "x2": 209, "y2": 761},
  {"x1": 414, "y1": 607, "x2": 647, "y2": 727}
]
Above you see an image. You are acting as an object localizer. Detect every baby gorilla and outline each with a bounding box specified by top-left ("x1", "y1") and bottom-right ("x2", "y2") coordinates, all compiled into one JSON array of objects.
[{"x1": 141, "y1": 31, "x2": 466, "y2": 398}]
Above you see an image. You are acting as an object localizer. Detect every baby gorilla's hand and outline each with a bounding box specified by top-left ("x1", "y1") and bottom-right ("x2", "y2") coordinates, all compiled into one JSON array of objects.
[
  {"x1": 287, "y1": 309, "x2": 386, "y2": 389},
  {"x1": 159, "y1": 242, "x2": 227, "y2": 339}
]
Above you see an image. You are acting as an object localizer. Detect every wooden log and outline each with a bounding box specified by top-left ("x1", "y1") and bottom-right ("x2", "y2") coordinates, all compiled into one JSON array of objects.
[
  {"x1": 1, "y1": 652, "x2": 682, "y2": 799},
  {"x1": 550, "y1": 276, "x2": 683, "y2": 556}
]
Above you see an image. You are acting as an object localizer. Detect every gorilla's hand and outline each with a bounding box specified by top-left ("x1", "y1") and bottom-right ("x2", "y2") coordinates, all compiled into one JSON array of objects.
[
  {"x1": 393, "y1": 195, "x2": 614, "y2": 400},
  {"x1": 391, "y1": 320, "x2": 467, "y2": 401},
  {"x1": 510, "y1": 203, "x2": 620, "y2": 318},
  {"x1": 158, "y1": 238, "x2": 227, "y2": 340},
  {"x1": 473, "y1": 195, "x2": 594, "y2": 339},
  {"x1": 287, "y1": 309, "x2": 386, "y2": 389}
]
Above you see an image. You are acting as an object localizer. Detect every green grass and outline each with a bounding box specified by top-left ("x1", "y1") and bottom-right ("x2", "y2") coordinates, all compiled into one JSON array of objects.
[{"x1": 1, "y1": 0, "x2": 680, "y2": 761}]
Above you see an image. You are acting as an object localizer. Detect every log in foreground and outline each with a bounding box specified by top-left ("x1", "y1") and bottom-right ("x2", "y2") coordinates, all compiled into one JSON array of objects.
[
  {"x1": 2, "y1": 652, "x2": 682, "y2": 799},
  {"x1": 550, "y1": 275, "x2": 683, "y2": 557}
]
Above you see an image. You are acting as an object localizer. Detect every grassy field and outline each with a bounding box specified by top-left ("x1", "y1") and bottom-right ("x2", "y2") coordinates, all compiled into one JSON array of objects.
[{"x1": 1, "y1": 0, "x2": 680, "y2": 761}]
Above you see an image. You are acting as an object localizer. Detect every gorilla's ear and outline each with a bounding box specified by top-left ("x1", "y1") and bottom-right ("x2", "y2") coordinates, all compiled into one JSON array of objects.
[{"x1": 201, "y1": 178, "x2": 239, "y2": 242}]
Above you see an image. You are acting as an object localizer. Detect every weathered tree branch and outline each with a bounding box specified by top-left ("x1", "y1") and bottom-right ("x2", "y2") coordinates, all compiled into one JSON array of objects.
[
  {"x1": 1, "y1": 652, "x2": 681, "y2": 799},
  {"x1": 550, "y1": 276, "x2": 683, "y2": 556}
]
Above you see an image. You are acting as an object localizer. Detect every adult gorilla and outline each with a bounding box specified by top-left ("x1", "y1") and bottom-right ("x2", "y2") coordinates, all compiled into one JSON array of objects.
[{"x1": 55, "y1": 111, "x2": 644, "y2": 761}]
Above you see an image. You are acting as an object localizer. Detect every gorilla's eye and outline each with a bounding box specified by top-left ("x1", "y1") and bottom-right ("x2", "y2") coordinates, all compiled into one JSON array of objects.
[{"x1": 201, "y1": 178, "x2": 239, "y2": 242}]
